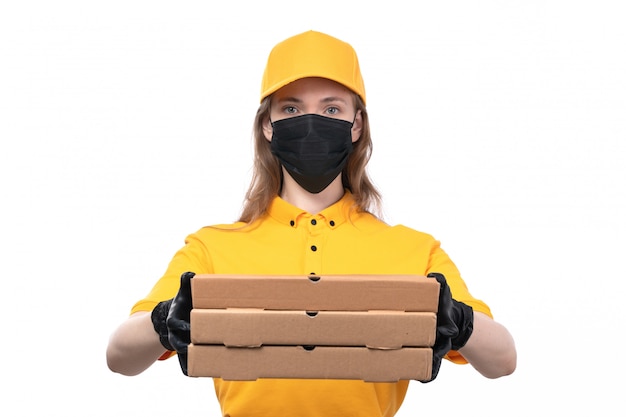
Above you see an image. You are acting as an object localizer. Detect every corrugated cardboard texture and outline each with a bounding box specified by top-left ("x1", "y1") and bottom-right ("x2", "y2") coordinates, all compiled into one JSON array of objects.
[
  {"x1": 190, "y1": 309, "x2": 436, "y2": 348},
  {"x1": 187, "y1": 345, "x2": 433, "y2": 382},
  {"x1": 191, "y1": 274, "x2": 439, "y2": 312},
  {"x1": 188, "y1": 274, "x2": 439, "y2": 381}
]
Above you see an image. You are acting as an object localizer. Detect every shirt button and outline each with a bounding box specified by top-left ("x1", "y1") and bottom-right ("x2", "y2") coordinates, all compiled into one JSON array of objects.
[
  {"x1": 311, "y1": 245, "x2": 317, "y2": 252},
  {"x1": 290, "y1": 220, "x2": 295, "y2": 226},
  {"x1": 311, "y1": 219, "x2": 317, "y2": 225},
  {"x1": 329, "y1": 220, "x2": 335, "y2": 226}
]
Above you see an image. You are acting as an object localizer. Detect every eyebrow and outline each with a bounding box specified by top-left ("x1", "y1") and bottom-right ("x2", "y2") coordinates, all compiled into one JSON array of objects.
[
  {"x1": 320, "y1": 96, "x2": 348, "y2": 104},
  {"x1": 277, "y1": 96, "x2": 348, "y2": 104}
]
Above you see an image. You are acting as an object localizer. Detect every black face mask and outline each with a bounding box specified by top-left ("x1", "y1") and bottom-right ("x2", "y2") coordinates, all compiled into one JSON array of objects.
[{"x1": 270, "y1": 114, "x2": 354, "y2": 194}]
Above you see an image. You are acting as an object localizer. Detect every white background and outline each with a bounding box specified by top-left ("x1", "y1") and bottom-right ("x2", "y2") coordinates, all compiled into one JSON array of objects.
[{"x1": 1, "y1": 1, "x2": 624, "y2": 416}]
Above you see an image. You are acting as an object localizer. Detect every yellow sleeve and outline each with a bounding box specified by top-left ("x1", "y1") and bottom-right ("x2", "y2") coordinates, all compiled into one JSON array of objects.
[{"x1": 130, "y1": 230, "x2": 214, "y2": 315}]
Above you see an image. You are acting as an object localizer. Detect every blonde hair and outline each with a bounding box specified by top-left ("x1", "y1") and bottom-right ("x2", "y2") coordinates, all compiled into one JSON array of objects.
[{"x1": 238, "y1": 94, "x2": 382, "y2": 223}]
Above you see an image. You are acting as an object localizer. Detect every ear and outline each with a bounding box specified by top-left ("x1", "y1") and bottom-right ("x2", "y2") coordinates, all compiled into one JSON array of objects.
[
  {"x1": 262, "y1": 117, "x2": 273, "y2": 142},
  {"x1": 351, "y1": 110, "x2": 363, "y2": 143}
]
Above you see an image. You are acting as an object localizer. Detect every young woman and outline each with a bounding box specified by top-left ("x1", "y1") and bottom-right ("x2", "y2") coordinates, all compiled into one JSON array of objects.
[{"x1": 107, "y1": 30, "x2": 516, "y2": 417}]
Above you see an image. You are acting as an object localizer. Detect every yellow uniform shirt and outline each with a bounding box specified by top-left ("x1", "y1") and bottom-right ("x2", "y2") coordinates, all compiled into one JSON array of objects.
[{"x1": 131, "y1": 191, "x2": 492, "y2": 417}]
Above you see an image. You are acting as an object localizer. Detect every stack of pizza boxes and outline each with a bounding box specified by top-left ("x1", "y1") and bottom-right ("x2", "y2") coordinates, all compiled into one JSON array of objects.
[{"x1": 188, "y1": 274, "x2": 439, "y2": 382}]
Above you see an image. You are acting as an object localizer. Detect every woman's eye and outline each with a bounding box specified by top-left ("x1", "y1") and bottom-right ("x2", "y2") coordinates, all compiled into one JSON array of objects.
[
  {"x1": 326, "y1": 107, "x2": 339, "y2": 115},
  {"x1": 284, "y1": 106, "x2": 298, "y2": 114}
]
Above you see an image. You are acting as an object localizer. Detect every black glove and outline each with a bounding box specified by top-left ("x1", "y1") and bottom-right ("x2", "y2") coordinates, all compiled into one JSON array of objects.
[
  {"x1": 421, "y1": 272, "x2": 474, "y2": 383},
  {"x1": 150, "y1": 271, "x2": 195, "y2": 375}
]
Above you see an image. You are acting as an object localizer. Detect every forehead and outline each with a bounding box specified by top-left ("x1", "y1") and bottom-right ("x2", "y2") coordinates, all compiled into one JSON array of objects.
[{"x1": 272, "y1": 77, "x2": 353, "y2": 101}]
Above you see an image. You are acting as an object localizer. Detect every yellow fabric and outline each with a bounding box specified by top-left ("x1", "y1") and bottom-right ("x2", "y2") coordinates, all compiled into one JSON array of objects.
[
  {"x1": 260, "y1": 30, "x2": 367, "y2": 104},
  {"x1": 131, "y1": 191, "x2": 492, "y2": 417}
]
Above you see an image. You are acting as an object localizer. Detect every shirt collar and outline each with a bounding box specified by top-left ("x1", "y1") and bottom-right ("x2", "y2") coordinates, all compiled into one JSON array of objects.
[{"x1": 267, "y1": 191, "x2": 358, "y2": 229}]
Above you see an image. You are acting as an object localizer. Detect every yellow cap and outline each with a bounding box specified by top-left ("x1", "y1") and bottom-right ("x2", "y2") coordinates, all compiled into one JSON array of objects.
[{"x1": 260, "y1": 30, "x2": 366, "y2": 104}]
